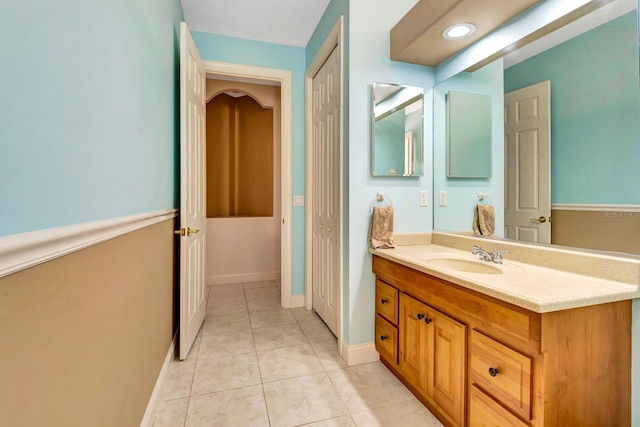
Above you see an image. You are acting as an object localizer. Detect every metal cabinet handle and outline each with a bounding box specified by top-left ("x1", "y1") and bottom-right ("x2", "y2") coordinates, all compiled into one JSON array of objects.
[
  {"x1": 380, "y1": 298, "x2": 388, "y2": 304},
  {"x1": 380, "y1": 335, "x2": 387, "y2": 341},
  {"x1": 417, "y1": 313, "x2": 424, "y2": 320},
  {"x1": 424, "y1": 317, "x2": 432, "y2": 324},
  {"x1": 488, "y1": 367, "x2": 500, "y2": 377}
]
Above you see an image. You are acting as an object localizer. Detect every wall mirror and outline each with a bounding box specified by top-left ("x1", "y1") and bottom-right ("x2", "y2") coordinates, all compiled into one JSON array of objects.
[
  {"x1": 433, "y1": 0, "x2": 640, "y2": 256},
  {"x1": 447, "y1": 91, "x2": 492, "y2": 178},
  {"x1": 372, "y1": 82, "x2": 424, "y2": 176}
]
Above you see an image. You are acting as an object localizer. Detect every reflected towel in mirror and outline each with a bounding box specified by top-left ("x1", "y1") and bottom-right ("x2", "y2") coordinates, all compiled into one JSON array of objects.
[
  {"x1": 473, "y1": 204, "x2": 495, "y2": 236},
  {"x1": 368, "y1": 206, "x2": 395, "y2": 249}
]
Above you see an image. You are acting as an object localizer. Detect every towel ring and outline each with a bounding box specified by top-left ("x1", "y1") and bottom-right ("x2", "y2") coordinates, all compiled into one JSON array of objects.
[
  {"x1": 370, "y1": 193, "x2": 393, "y2": 212},
  {"x1": 477, "y1": 193, "x2": 492, "y2": 205}
]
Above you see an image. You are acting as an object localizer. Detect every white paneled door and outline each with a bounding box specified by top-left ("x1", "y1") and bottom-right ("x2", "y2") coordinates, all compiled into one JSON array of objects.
[
  {"x1": 178, "y1": 22, "x2": 206, "y2": 360},
  {"x1": 311, "y1": 46, "x2": 340, "y2": 337},
  {"x1": 504, "y1": 80, "x2": 551, "y2": 244}
]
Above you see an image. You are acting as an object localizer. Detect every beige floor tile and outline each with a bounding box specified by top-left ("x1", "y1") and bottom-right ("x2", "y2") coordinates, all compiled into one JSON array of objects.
[
  {"x1": 206, "y1": 298, "x2": 248, "y2": 316},
  {"x1": 153, "y1": 397, "x2": 189, "y2": 427},
  {"x1": 247, "y1": 296, "x2": 282, "y2": 312},
  {"x1": 310, "y1": 338, "x2": 347, "y2": 371},
  {"x1": 350, "y1": 399, "x2": 444, "y2": 427},
  {"x1": 209, "y1": 283, "x2": 244, "y2": 295},
  {"x1": 244, "y1": 280, "x2": 277, "y2": 289},
  {"x1": 303, "y1": 415, "x2": 357, "y2": 427},
  {"x1": 191, "y1": 352, "x2": 261, "y2": 396},
  {"x1": 185, "y1": 385, "x2": 269, "y2": 427},
  {"x1": 252, "y1": 323, "x2": 309, "y2": 351},
  {"x1": 207, "y1": 290, "x2": 245, "y2": 304},
  {"x1": 263, "y1": 373, "x2": 348, "y2": 427},
  {"x1": 249, "y1": 308, "x2": 296, "y2": 329},
  {"x1": 290, "y1": 307, "x2": 321, "y2": 322},
  {"x1": 198, "y1": 329, "x2": 255, "y2": 359},
  {"x1": 299, "y1": 316, "x2": 335, "y2": 343},
  {"x1": 245, "y1": 286, "x2": 280, "y2": 300},
  {"x1": 326, "y1": 362, "x2": 414, "y2": 412},
  {"x1": 257, "y1": 344, "x2": 324, "y2": 383},
  {"x1": 160, "y1": 358, "x2": 196, "y2": 401},
  {"x1": 202, "y1": 311, "x2": 251, "y2": 335}
]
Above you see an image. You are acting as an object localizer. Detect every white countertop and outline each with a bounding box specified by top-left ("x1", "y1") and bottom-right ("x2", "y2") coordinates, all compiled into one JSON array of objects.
[{"x1": 371, "y1": 244, "x2": 640, "y2": 313}]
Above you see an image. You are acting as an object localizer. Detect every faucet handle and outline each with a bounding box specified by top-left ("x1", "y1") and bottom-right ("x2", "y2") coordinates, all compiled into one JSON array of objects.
[{"x1": 493, "y1": 249, "x2": 510, "y2": 263}]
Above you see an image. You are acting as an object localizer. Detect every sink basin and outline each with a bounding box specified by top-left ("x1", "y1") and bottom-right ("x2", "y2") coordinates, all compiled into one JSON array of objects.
[{"x1": 424, "y1": 258, "x2": 503, "y2": 275}]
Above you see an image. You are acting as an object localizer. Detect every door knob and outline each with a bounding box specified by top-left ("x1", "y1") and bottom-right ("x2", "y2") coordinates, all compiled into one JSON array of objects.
[
  {"x1": 174, "y1": 227, "x2": 200, "y2": 236},
  {"x1": 530, "y1": 216, "x2": 547, "y2": 223}
]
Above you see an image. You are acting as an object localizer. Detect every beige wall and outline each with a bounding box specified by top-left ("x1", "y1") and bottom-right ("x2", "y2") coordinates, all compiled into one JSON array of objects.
[
  {"x1": 552, "y1": 209, "x2": 640, "y2": 255},
  {"x1": 0, "y1": 219, "x2": 177, "y2": 427}
]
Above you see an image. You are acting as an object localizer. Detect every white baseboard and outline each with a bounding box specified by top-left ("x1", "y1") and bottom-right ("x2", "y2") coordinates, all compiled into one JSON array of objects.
[
  {"x1": 207, "y1": 271, "x2": 281, "y2": 286},
  {"x1": 288, "y1": 294, "x2": 305, "y2": 308},
  {"x1": 140, "y1": 335, "x2": 176, "y2": 427},
  {"x1": 340, "y1": 341, "x2": 380, "y2": 366}
]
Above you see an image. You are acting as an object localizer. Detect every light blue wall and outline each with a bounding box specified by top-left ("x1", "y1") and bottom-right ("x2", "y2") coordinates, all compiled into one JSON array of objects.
[
  {"x1": 348, "y1": 0, "x2": 435, "y2": 345},
  {"x1": 504, "y1": 12, "x2": 640, "y2": 205},
  {"x1": 192, "y1": 32, "x2": 307, "y2": 295},
  {"x1": 0, "y1": 0, "x2": 184, "y2": 237},
  {"x1": 433, "y1": 60, "x2": 505, "y2": 235}
]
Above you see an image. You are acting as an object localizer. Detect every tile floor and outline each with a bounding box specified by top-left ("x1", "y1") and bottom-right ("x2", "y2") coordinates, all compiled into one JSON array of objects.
[{"x1": 153, "y1": 280, "x2": 443, "y2": 427}]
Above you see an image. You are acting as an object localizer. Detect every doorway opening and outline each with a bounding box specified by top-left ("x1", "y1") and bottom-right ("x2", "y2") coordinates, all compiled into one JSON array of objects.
[
  {"x1": 205, "y1": 79, "x2": 282, "y2": 290},
  {"x1": 203, "y1": 61, "x2": 294, "y2": 309}
]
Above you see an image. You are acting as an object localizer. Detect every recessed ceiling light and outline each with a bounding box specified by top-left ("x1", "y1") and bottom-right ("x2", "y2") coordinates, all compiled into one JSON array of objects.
[{"x1": 442, "y1": 23, "x2": 476, "y2": 40}]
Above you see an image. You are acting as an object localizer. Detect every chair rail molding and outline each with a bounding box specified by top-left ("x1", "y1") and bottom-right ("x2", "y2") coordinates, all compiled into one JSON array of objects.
[{"x1": 0, "y1": 209, "x2": 178, "y2": 279}]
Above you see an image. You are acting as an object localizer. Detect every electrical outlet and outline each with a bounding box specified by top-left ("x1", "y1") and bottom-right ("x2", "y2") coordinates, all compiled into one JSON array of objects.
[
  {"x1": 439, "y1": 191, "x2": 447, "y2": 206},
  {"x1": 419, "y1": 191, "x2": 428, "y2": 207}
]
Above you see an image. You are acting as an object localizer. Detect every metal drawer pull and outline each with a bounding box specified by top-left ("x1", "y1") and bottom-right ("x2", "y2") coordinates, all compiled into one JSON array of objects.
[
  {"x1": 380, "y1": 298, "x2": 388, "y2": 304},
  {"x1": 489, "y1": 367, "x2": 500, "y2": 377},
  {"x1": 380, "y1": 335, "x2": 388, "y2": 341},
  {"x1": 417, "y1": 313, "x2": 424, "y2": 320},
  {"x1": 424, "y1": 317, "x2": 432, "y2": 324}
]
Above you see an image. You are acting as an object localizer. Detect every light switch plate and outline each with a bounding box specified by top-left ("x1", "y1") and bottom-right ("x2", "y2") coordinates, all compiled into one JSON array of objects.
[
  {"x1": 439, "y1": 191, "x2": 447, "y2": 207},
  {"x1": 419, "y1": 191, "x2": 428, "y2": 207},
  {"x1": 293, "y1": 195, "x2": 305, "y2": 206}
]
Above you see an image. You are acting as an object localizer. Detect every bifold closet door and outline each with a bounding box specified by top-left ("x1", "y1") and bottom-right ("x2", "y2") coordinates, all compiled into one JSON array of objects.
[{"x1": 311, "y1": 46, "x2": 340, "y2": 336}]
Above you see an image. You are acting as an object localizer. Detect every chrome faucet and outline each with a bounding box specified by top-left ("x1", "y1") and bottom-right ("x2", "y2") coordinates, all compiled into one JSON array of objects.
[{"x1": 472, "y1": 245, "x2": 510, "y2": 264}]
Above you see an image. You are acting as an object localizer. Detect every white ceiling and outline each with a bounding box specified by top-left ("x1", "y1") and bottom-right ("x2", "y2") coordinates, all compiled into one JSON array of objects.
[{"x1": 181, "y1": 0, "x2": 331, "y2": 47}]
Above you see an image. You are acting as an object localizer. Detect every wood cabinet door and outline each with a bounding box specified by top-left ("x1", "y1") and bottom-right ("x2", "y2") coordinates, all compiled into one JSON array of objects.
[
  {"x1": 427, "y1": 306, "x2": 466, "y2": 427},
  {"x1": 399, "y1": 294, "x2": 428, "y2": 392}
]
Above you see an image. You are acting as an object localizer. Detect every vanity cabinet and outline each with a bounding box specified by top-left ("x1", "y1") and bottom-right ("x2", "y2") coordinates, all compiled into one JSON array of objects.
[
  {"x1": 398, "y1": 293, "x2": 466, "y2": 426},
  {"x1": 372, "y1": 255, "x2": 631, "y2": 427}
]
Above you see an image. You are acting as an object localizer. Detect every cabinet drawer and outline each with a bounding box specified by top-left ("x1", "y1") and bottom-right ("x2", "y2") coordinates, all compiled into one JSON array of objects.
[
  {"x1": 375, "y1": 314, "x2": 398, "y2": 364},
  {"x1": 470, "y1": 330, "x2": 532, "y2": 421},
  {"x1": 376, "y1": 279, "x2": 398, "y2": 324},
  {"x1": 469, "y1": 386, "x2": 529, "y2": 427}
]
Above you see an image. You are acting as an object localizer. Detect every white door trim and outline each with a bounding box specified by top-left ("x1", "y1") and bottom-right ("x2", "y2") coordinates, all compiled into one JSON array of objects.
[
  {"x1": 203, "y1": 60, "x2": 293, "y2": 308},
  {"x1": 305, "y1": 17, "x2": 344, "y2": 351}
]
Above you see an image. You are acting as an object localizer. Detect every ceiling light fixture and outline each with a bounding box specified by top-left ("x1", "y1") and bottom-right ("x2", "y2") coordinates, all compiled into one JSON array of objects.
[{"x1": 442, "y1": 23, "x2": 476, "y2": 40}]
